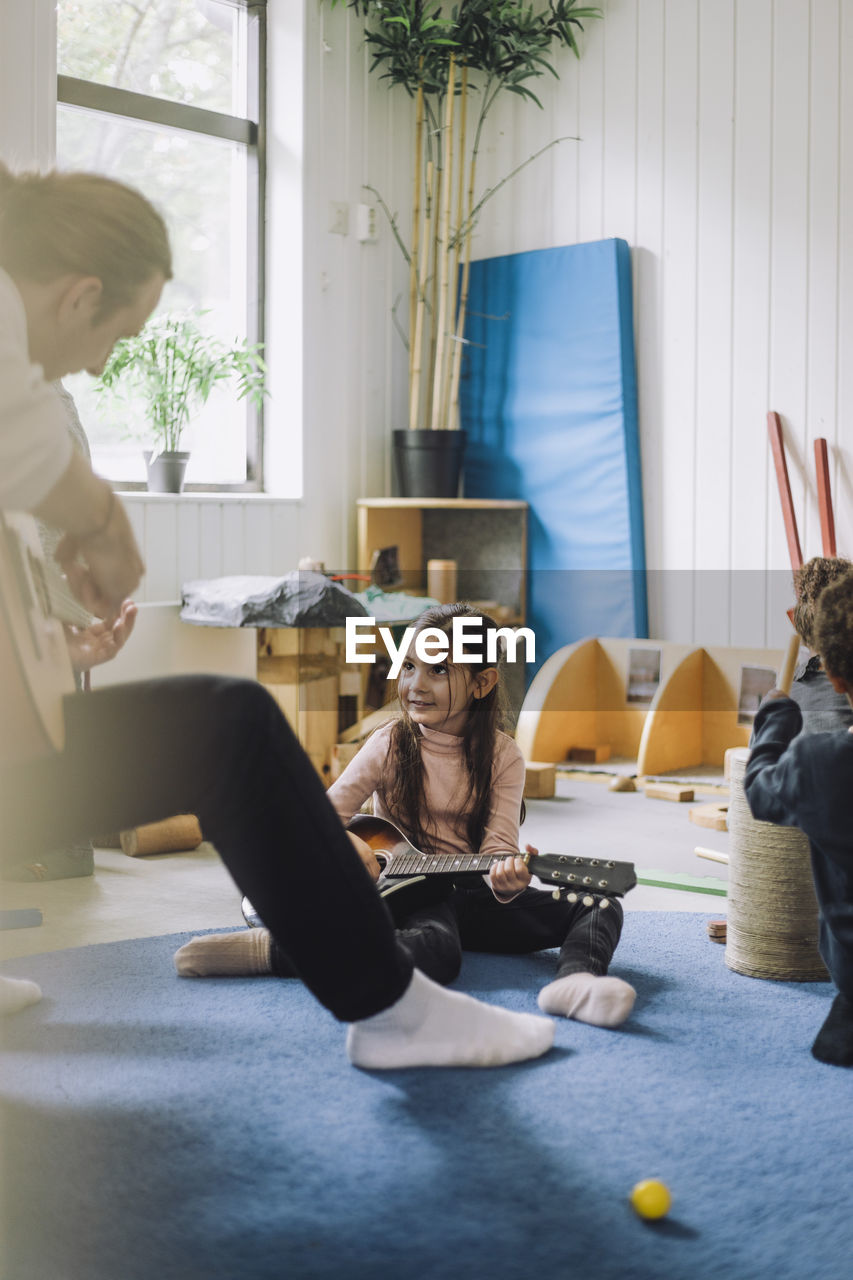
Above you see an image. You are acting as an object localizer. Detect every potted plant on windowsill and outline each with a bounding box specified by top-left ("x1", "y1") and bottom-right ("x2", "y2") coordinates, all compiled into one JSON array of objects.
[
  {"x1": 97, "y1": 311, "x2": 267, "y2": 493},
  {"x1": 331, "y1": 0, "x2": 599, "y2": 497}
]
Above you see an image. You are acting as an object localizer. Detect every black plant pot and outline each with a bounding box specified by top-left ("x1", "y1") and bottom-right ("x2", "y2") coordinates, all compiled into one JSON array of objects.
[
  {"x1": 144, "y1": 450, "x2": 190, "y2": 494},
  {"x1": 392, "y1": 429, "x2": 466, "y2": 499}
]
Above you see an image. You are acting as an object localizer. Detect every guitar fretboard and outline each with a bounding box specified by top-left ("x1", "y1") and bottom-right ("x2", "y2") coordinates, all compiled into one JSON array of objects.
[{"x1": 386, "y1": 851, "x2": 498, "y2": 877}]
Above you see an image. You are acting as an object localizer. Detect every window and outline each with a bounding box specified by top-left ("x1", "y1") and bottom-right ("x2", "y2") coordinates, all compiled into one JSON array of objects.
[{"x1": 56, "y1": 0, "x2": 266, "y2": 490}]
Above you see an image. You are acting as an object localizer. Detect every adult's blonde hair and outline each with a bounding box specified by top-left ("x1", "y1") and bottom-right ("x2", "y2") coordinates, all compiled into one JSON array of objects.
[{"x1": 0, "y1": 163, "x2": 172, "y2": 317}]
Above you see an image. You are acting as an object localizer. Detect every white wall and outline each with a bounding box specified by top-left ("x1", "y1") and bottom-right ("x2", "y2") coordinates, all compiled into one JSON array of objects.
[
  {"x1": 307, "y1": 0, "x2": 853, "y2": 650},
  {"x1": 90, "y1": 601, "x2": 257, "y2": 688},
  {"x1": 0, "y1": 0, "x2": 55, "y2": 169},
  {"x1": 4, "y1": 1, "x2": 852, "y2": 655}
]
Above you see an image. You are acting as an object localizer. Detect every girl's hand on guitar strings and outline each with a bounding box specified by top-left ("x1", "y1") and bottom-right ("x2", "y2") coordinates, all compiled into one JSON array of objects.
[{"x1": 489, "y1": 849, "x2": 533, "y2": 902}]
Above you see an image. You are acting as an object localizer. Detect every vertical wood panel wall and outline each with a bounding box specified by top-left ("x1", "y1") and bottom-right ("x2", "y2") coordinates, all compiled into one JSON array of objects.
[
  {"x1": 280, "y1": 0, "x2": 851, "y2": 650},
  {"x1": 5, "y1": 1, "x2": 851, "y2": 655}
]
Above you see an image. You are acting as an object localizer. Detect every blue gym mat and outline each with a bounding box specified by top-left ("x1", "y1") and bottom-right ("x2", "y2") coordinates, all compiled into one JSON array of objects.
[{"x1": 460, "y1": 238, "x2": 647, "y2": 670}]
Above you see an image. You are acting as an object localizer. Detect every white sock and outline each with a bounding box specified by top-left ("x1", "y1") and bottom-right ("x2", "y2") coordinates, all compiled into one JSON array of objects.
[
  {"x1": 346, "y1": 968, "x2": 555, "y2": 1070},
  {"x1": 0, "y1": 975, "x2": 42, "y2": 1016},
  {"x1": 174, "y1": 930, "x2": 272, "y2": 977},
  {"x1": 537, "y1": 971, "x2": 636, "y2": 1028}
]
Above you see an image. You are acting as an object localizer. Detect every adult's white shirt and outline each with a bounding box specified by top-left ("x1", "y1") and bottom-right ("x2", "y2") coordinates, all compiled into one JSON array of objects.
[{"x1": 0, "y1": 266, "x2": 73, "y2": 511}]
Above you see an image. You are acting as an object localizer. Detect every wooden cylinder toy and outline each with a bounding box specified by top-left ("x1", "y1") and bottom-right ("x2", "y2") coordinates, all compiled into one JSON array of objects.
[
  {"x1": 427, "y1": 559, "x2": 458, "y2": 604},
  {"x1": 725, "y1": 749, "x2": 827, "y2": 981},
  {"x1": 120, "y1": 814, "x2": 203, "y2": 857}
]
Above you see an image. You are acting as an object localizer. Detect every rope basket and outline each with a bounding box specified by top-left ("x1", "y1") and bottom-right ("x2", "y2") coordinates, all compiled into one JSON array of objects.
[{"x1": 725, "y1": 747, "x2": 828, "y2": 981}]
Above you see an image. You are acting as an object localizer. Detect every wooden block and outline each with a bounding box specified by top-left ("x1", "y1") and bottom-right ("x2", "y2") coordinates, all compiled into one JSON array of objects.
[
  {"x1": 120, "y1": 814, "x2": 203, "y2": 857},
  {"x1": 644, "y1": 782, "x2": 694, "y2": 803},
  {"x1": 689, "y1": 801, "x2": 729, "y2": 831},
  {"x1": 257, "y1": 627, "x2": 342, "y2": 660},
  {"x1": 609, "y1": 775, "x2": 636, "y2": 792},
  {"x1": 694, "y1": 845, "x2": 729, "y2": 865},
  {"x1": 259, "y1": 675, "x2": 339, "y2": 784},
  {"x1": 524, "y1": 761, "x2": 556, "y2": 798},
  {"x1": 568, "y1": 744, "x2": 612, "y2": 764},
  {"x1": 299, "y1": 674, "x2": 340, "y2": 785},
  {"x1": 707, "y1": 919, "x2": 727, "y2": 942}
]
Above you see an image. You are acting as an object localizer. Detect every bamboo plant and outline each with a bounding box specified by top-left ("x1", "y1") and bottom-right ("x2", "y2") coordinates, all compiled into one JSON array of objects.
[
  {"x1": 331, "y1": 1, "x2": 600, "y2": 433},
  {"x1": 97, "y1": 311, "x2": 267, "y2": 458}
]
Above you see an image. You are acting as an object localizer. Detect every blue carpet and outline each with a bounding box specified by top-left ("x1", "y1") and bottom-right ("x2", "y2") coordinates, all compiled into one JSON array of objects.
[{"x1": 1, "y1": 913, "x2": 850, "y2": 1280}]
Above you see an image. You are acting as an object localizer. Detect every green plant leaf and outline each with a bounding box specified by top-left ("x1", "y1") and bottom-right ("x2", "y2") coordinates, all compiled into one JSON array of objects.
[{"x1": 96, "y1": 311, "x2": 268, "y2": 454}]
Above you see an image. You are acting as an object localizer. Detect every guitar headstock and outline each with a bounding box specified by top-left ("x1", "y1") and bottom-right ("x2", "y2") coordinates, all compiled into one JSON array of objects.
[{"x1": 526, "y1": 852, "x2": 637, "y2": 900}]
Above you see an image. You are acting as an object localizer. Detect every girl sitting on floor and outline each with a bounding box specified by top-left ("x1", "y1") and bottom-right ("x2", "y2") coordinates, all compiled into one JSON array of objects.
[{"x1": 175, "y1": 604, "x2": 635, "y2": 1029}]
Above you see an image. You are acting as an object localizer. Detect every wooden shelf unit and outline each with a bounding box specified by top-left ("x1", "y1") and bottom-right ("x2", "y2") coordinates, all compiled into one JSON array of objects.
[{"x1": 356, "y1": 498, "x2": 528, "y2": 623}]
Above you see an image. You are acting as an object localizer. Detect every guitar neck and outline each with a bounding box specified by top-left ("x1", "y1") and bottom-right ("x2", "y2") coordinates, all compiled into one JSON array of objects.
[
  {"x1": 385, "y1": 849, "x2": 503, "y2": 878},
  {"x1": 347, "y1": 815, "x2": 637, "y2": 899},
  {"x1": 383, "y1": 848, "x2": 636, "y2": 897}
]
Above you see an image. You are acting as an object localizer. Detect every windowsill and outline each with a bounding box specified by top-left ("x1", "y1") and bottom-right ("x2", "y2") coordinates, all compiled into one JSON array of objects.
[{"x1": 118, "y1": 491, "x2": 302, "y2": 503}]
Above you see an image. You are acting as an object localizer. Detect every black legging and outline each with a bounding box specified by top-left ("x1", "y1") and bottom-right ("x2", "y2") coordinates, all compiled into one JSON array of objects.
[
  {"x1": 0, "y1": 676, "x2": 413, "y2": 1022},
  {"x1": 449, "y1": 879, "x2": 624, "y2": 976},
  {"x1": 268, "y1": 865, "x2": 625, "y2": 988}
]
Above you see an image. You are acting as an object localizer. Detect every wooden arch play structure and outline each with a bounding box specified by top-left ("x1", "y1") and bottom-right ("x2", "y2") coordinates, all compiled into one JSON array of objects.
[
  {"x1": 515, "y1": 637, "x2": 785, "y2": 777},
  {"x1": 515, "y1": 412, "x2": 839, "y2": 778}
]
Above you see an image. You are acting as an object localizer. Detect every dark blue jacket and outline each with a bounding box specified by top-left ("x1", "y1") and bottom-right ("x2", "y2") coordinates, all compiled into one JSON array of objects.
[{"x1": 745, "y1": 696, "x2": 853, "y2": 995}]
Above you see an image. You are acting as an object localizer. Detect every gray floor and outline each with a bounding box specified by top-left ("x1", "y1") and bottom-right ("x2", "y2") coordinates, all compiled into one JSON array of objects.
[
  {"x1": 0, "y1": 773, "x2": 728, "y2": 963},
  {"x1": 521, "y1": 770, "x2": 728, "y2": 911}
]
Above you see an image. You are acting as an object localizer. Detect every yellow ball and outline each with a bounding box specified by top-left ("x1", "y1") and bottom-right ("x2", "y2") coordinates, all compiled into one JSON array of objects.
[{"x1": 629, "y1": 1179, "x2": 672, "y2": 1220}]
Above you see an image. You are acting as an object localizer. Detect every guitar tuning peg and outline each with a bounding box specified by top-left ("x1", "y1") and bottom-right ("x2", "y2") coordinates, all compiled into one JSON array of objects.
[
  {"x1": 582, "y1": 895, "x2": 594, "y2": 907},
  {"x1": 567, "y1": 892, "x2": 578, "y2": 904},
  {"x1": 551, "y1": 888, "x2": 561, "y2": 901},
  {"x1": 600, "y1": 898, "x2": 610, "y2": 910}
]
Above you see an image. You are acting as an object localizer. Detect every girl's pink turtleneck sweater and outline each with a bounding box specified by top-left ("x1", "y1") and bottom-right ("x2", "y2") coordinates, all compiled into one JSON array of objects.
[{"x1": 327, "y1": 719, "x2": 526, "y2": 864}]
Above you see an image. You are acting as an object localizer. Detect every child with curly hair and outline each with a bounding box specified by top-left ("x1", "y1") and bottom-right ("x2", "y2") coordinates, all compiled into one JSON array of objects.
[
  {"x1": 746, "y1": 571, "x2": 853, "y2": 1066},
  {"x1": 787, "y1": 556, "x2": 853, "y2": 733}
]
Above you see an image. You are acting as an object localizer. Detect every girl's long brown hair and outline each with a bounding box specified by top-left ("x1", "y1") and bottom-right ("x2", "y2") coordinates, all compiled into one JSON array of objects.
[{"x1": 378, "y1": 603, "x2": 514, "y2": 856}]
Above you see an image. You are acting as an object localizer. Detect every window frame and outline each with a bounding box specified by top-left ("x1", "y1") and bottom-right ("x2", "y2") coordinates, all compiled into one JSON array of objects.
[{"x1": 56, "y1": 0, "x2": 267, "y2": 493}]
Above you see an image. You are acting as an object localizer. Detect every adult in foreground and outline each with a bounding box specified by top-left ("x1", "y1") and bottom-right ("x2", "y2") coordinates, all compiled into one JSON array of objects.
[{"x1": 0, "y1": 164, "x2": 554, "y2": 1067}]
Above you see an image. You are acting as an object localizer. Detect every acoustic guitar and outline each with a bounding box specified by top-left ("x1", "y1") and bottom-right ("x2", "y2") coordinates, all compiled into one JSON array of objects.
[
  {"x1": 242, "y1": 813, "x2": 637, "y2": 927},
  {"x1": 0, "y1": 510, "x2": 84, "y2": 764}
]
